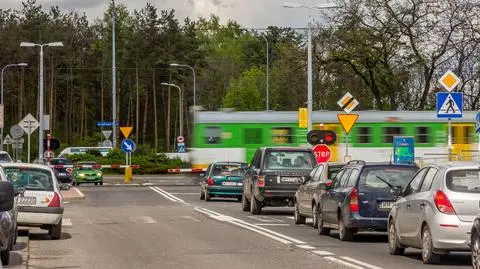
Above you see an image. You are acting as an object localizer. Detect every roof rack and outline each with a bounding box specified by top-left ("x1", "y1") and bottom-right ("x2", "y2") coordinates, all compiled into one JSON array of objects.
[{"x1": 347, "y1": 160, "x2": 366, "y2": 165}]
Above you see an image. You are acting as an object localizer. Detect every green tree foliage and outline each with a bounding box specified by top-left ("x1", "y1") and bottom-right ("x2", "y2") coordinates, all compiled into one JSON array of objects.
[{"x1": 223, "y1": 67, "x2": 265, "y2": 110}]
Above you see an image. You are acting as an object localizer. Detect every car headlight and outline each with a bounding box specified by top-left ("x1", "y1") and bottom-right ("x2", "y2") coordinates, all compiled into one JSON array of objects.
[
  {"x1": 97, "y1": 173, "x2": 102, "y2": 176},
  {"x1": 79, "y1": 173, "x2": 85, "y2": 177}
]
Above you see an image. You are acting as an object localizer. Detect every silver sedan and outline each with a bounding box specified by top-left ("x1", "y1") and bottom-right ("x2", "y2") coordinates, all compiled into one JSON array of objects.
[{"x1": 388, "y1": 162, "x2": 480, "y2": 264}]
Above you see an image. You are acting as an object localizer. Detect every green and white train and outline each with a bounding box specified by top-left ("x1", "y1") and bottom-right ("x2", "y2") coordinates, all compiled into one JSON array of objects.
[{"x1": 190, "y1": 110, "x2": 479, "y2": 168}]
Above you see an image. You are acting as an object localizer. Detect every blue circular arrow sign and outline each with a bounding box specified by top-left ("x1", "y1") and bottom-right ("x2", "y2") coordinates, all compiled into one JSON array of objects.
[{"x1": 121, "y1": 138, "x2": 136, "y2": 153}]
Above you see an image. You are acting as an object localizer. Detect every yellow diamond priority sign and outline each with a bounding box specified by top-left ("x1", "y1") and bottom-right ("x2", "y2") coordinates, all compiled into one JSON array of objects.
[{"x1": 439, "y1": 70, "x2": 460, "y2": 92}]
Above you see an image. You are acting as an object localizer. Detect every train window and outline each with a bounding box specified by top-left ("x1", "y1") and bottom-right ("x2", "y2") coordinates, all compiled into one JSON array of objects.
[
  {"x1": 205, "y1": 126, "x2": 222, "y2": 144},
  {"x1": 272, "y1": 127, "x2": 293, "y2": 144},
  {"x1": 245, "y1": 128, "x2": 262, "y2": 144},
  {"x1": 383, "y1": 127, "x2": 404, "y2": 143},
  {"x1": 416, "y1": 127, "x2": 431, "y2": 144},
  {"x1": 465, "y1": 126, "x2": 473, "y2": 144},
  {"x1": 357, "y1": 127, "x2": 371, "y2": 144}
]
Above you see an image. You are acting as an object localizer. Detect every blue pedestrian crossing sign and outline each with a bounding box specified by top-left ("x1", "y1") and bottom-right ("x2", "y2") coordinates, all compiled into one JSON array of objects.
[
  {"x1": 436, "y1": 92, "x2": 463, "y2": 118},
  {"x1": 476, "y1": 112, "x2": 480, "y2": 133},
  {"x1": 177, "y1": 142, "x2": 186, "y2": 153},
  {"x1": 121, "y1": 139, "x2": 136, "y2": 153}
]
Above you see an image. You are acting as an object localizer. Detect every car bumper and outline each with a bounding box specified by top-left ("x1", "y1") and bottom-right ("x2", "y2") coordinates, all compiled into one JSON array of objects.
[
  {"x1": 206, "y1": 186, "x2": 242, "y2": 196},
  {"x1": 346, "y1": 214, "x2": 388, "y2": 231},
  {"x1": 430, "y1": 215, "x2": 472, "y2": 251},
  {"x1": 17, "y1": 206, "x2": 63, "y2": 226},
  {"x1": 76, "y1": 176, "x2": 103, "y2": 183}
]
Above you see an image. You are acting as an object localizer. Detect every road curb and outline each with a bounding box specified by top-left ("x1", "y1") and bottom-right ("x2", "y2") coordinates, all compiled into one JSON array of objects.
[{"x1": 62, "y1": 187, "x2": 86, "y2": 201}]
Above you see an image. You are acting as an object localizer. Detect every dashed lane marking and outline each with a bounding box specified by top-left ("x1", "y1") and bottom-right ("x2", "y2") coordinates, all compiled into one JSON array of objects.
[
  {"x1": 341, "y1": 257, "x2": 384, "y2": 269},
  {"x1": 63, "y1": 218, "x2": 72, "y2": 226},
  {"x1": 296, "y1": 244, "x2": 315, "y2": 250},
  {"x1": 324, "y1": 257, "x2": 365, "y2": 269},
  {"x1": 311, "y1": 250, "x2": 335, "y2": 256}
]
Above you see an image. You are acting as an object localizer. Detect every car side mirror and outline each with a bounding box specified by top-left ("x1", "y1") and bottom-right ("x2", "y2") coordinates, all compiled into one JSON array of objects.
[
  {"x1": 318, "y1": 182, "x2": 327, "y2": 190},
  {"x1": 0, "y1": 182, "x2": 14, "y2": 211},
  {"x1": 390, "y1": 186, "x2": 403, "y2": 197},
  {"x1": 60, "y1": 184, "x2": 71, "y2": 191}
]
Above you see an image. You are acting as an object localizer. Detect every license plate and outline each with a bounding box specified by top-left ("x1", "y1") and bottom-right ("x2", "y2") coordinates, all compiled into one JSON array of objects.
[
  {"x1": 379, "y1": 201, "x2": 394, "y2": 209},
  {"x1": 58, "y1": 173, "x2": 67, "y2": 176},
  {"x1": 237, "y1": 182, "x2": 243, "y2": 186},
  {"x1": 18, "y1": 196, "x2": 36, "y2": 205},
  {"x1": 222, "y1": 182, "x2": 237, "y2": 186},
  {"x1": 281, "y1": 177, "x2": 300, "y2": 183}
]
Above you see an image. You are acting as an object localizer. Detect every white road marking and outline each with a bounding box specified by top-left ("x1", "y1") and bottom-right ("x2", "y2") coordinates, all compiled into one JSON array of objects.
[
  {"x1": 179, "y1": 216, "x2": 201, "y2": 222},
  {"x1": 149, "y1": 186, "x2": 185, "y2": 203},
  {"x1": 296, "y1": 244, "x2": 315, "y2": 250},
  {"x1": 340, "y1": 257, "x2": 384, "y2": 269},
  {"x1": 247, "y1": 216, "x2": 284, "y2": 223},
  {"x1": 254, "y1": 223, "x2": 290, "y2": 226},
  {"x1": 169, "y1": 193, "x2": 198, "y2": 195},
  {"x1": 62, "y1": 218, "x2": 72, "y2": 226},
  {"x1": 324, "y1": 257, "x2": 365, "y2": 269},
  {"x1": 142, "y1": 183, "x2": 153, "y2": 186},
  {"x1": 286, "y1": 216, "x2": 294, "y2": 220},
  {"x1": 311, "y1": 250, "x2": 335, "y2": 256}
]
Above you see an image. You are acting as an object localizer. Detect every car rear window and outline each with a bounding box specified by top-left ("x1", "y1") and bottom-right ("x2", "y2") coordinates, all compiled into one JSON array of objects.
[
  {"x1": 266, "y1": 150, "x2": 316, "y2": 169},
  {"x1": 212, "y1": 164, "x2": 245, "y2": 176},
  {"x1": 4, "y1": 167, "x2": 54, "y2": 191},
  {"x1": 50, "y1": 159, "x2": 72, "y2": 165},
  {"x1": 328, "y1": 166, "x2": 344, "y2": 180},
  {"x1": 0, "y1": 153, "x2": 12, "y2": 162},
  {"x1": 446, "y1": 169, "x2": 480, "y2": 193},
  {"x1": 359, "y1": 166, "x2": 418, "y2": 189}
]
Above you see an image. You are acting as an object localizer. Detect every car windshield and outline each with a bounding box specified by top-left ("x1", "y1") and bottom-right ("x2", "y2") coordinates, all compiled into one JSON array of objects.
[
  {"x1": 446, "y1": 169, "x2": 480, "y2": 193},
  {"x1": 360, "y1": 166, "x2": 418, "y2": 189},
  {"x1": 212, "y1": 164, "x2": 245, "y2": 176},
  {"x1": 50, "y1": 159, "x2": 72, "y2": 165},
  {"x1": 4, "y1": 167, "x2": 54, "y2": 191},
  {"x1": 265, "y1": 150, "x2": 316, "y2": 170},
  {"x1": 0, "y1": 153, "x2": 12, "y2": 162}
]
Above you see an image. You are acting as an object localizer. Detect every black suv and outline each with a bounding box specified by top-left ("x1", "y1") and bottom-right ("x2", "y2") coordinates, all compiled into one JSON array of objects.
[
  {"x1": 242, "y1": 147, "x2": 316, "y2": 215},
  {"x1": 50, "y1": 158, "x2": 73, "y2": 184},
  {"x1": 315, "y1": 160, "x2": 418, "y2": 241}
]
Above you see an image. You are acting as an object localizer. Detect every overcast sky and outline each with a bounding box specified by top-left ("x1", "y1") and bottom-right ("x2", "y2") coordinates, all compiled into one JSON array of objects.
[{"x1": 1, "y1": 0, "x2": 334, "y2": 29}]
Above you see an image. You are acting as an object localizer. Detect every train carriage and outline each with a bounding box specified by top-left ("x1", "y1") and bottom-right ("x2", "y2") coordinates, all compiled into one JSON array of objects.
[{"x1": 191, "y1": 110, "x2": 479, "y2": 169}]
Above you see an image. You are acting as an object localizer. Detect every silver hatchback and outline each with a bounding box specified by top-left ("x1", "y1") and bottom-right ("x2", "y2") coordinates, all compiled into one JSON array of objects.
[{"x1": 388, "y1": 162, "x2": 480, "y2": 264}]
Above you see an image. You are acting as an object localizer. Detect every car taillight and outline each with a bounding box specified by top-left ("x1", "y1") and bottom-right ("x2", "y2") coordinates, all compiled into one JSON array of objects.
[
  {"x1": 48, "y1": 192, "x2": 61, "y2": 207},
  {"x1": 349, "y1": 187, "x2": 359, "y2": 213},
  {"x1": 257, "y1": 176, "x2": 265, "y2": 187},
  {"x1": 207, "y1": 177, "x2": 214, "y2": 185},
  {"x1": 66, "y1": 168, "x2": 73, "y2": 174},
  {"x1": 434, "y1": 190, "x2": 455, "y2": 215}
]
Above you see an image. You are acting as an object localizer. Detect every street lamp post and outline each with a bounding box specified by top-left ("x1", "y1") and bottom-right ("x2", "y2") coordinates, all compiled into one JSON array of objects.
[
  {"x1": 160, "y1": 83, "x2": 183, "y2": 138},
  {"x1": 20, "y1": 41, "x2": 63, "y2": 162},
  {"x1": 1, "y1": 63, "x2": 28, "y2": 150},
  {"x1": 282, "y1": 1, "x2": 340, "y2": 131},
  {"x1": 170, "y1": 64, "x2": 195, "y2": 108}
]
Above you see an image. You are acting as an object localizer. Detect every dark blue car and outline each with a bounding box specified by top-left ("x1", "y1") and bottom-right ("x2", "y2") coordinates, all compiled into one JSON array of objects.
[{"x1": 316, "y1": 161, "x2": 418, "y2": 241}]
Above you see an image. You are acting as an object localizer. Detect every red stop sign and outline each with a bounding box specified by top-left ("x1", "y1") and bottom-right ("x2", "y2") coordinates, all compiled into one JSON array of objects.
[{"x1": 313, "y1": 144, "x2": 331, "y2": 163}]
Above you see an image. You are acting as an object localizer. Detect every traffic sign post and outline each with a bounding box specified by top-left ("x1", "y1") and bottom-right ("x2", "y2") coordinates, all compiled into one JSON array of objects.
[
  {"x1": 437, "y1": 70, "x2": 462, "y2": 161},
  {"x1": 121, "y1": 138, "x2": 136, "y2": 183},
  {"x1": 19, "y1": 114, "x2": 39, "y2": 163},
  {"x1": 337, "y1": 93, "x2": 359, "y2": 161},
  {"x1": 313, "y1": 144, "x2": 331, "y2": 163}
]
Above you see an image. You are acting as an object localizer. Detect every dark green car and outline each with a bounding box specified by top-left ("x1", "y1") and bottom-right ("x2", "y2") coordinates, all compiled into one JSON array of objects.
[
  {"x1": 200, "y1": 162, "x2": 247, "y2": 201},
  {"x1": 73, "y1": 162, "x2": 103, "y2": 186}
]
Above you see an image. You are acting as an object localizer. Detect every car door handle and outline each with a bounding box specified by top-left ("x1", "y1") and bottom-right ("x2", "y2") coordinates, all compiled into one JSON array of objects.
[
  {"x1": 406, "y1": 204, "x2": 411, "y2": 209},
  {"x1": 420, "y1": 203, "x2": 425, "y2": 208}
]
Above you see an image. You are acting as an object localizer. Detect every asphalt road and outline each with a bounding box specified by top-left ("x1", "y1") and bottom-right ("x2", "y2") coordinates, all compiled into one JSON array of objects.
[
  {"x1": 24, "y1": 182, "x2": 347, "y2": 269},
  {"x1": 18, "y1": 175, "x2": 472, "y2": 269}
]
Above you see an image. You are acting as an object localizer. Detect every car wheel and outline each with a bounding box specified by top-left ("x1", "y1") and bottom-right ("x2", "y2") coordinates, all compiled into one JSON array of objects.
[
  {"x1": 312, "y1": 204, "x2": 319, "y2": 228},
  {"x1": 200, "y1": 189, "x2": 205, "y2": 200},
  {"x1": 338, "y1": 215, "x2": 354, "y2": 241},
  {"x1": 388, "y1": 220, "x2": 405, "y2": 255},
  {"x1": 94, "y1": 182, "x2": 98, "y2": 186},
  {"x1": 250, "y1": 194, "x2": 261, "y2": 215},
  {"x1": 472, "y1": 231, "x2": 480, "y2": 269},
  {"x1": 100, "y1": 181, "x2": 103, "y2": 186},
  {"x1": 205, "y1": 191, "x2": 211, "y2": 202},
  {"x1": 0, "y1": 234, "x2": 11, "y2": 265},
  {"x1": 50, "y1": 219, "x2": 62, "y2": 240},
  {"x1": 237, "y1": 196, "x2": 242, "y2": 202},
  {"x1": 241, "y1": 190, "x2": 250, "y2": 212},
  {"x1": 317, "y1": 206, "x2": 330, "y2": 235},
  {"x1": 294, "y1": 201, "x2": 306, "y2": 224},
  {"x1": 421, "y1": 225, "x2": 440, "y2": 264}
]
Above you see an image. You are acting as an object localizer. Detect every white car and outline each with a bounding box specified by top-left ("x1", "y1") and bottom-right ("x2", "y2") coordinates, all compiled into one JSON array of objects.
[{"x1": 1, "y1": 163, "x2": 69, "y2": 239}]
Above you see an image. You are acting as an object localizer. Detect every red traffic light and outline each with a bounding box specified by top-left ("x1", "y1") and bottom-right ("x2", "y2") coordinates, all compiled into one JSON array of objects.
[{"x1": 307, "y1": 130, "x2": 337, "y2": 145}]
